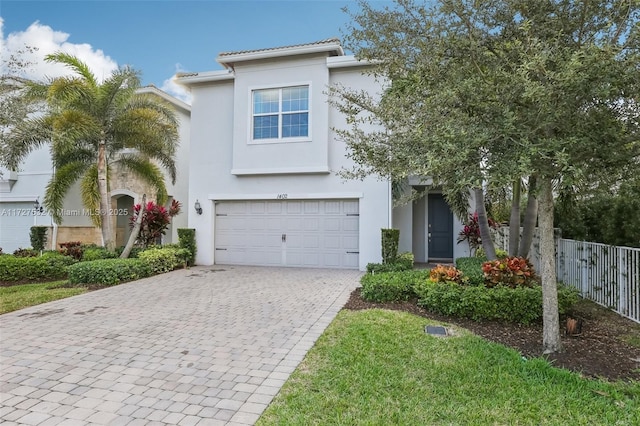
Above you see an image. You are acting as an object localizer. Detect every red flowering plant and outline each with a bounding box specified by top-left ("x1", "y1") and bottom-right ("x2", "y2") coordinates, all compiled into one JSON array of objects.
[
  {"x1": 130, "y1": 200, "x2": 181, "y2": 247},
  {"x1": 457, "y1": 212, "x2": 498, "y2": 255},
  {"x1": 481, "y1": 256, "x2": 538, "y2": 288}
]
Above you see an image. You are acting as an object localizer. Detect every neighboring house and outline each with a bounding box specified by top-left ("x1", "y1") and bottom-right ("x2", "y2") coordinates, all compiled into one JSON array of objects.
[
  {"x1": 177, "y1": 38, "x2": 471, "y2": 270},
  {"x1": 0, "y1": 86, "x2": 190, "y2": 252}
]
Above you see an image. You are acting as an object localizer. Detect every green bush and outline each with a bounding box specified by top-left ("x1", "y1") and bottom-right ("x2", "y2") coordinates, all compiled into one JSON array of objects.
[
  {"x1": 138, "y1": 247, "x2": 186, "y2": 274},
  {"x1": 475, "y1": 247, "x2": 508, "y2": 259},
  {"x1": 82, "y1": 247, "x2": 119, "y2": 262},
  {"x1": 360, "y1": 270, "x2": 430, "y2": 302},
  {"x1": 0, "y1": 253, "x2": 76, "y2": 282},
  {"x1": 381, "y1": 228, "x2": 400, "y2": 264},
  {"x1": 13, "y1": 247, "x2": 39, "y2": 257},
  {"x1": 367, "y1": 252, "x2": 414, "y2": 274},
  {"x1": 68, "y1": 258, "x2": 151, "y2": 285},
  {"x1": 455, "y1": 257, "x2": 485, "y2": 286},
  {"x1": 30, "y1": 226, "x2": 48, "y2": 251},
  {"x1": 414, "y1": 280, "x2": 579, "y2": 324},
  {"x1": 177, "y1": 228, "x2": 196, "y2": 266},
  {"x1": 115, "y1": 246, "x2": 144, "y2": 258},
  {"x1": 395, "y1": 252, "x2": 414, "y2": 269}
]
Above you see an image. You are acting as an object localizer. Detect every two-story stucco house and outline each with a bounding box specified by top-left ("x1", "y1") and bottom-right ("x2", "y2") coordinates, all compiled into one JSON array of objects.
[
  {"x1": 177, "y1": 38, "x2": 471, "y2": 270},
  {"x1": 0, "y1": 86, "x2": 191, "y2": 251}
]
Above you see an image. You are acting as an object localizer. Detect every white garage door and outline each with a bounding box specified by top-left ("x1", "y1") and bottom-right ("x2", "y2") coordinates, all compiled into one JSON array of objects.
[
  {"x1": 215, "y1": 199, "x2": 359, "y2": 269},
  {"x1": 0, "y1": 202, "x2": 36, "y2": 252}
]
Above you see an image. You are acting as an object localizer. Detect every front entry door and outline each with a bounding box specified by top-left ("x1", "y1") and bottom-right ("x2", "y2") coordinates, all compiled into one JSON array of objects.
[{"x1": 428, "y1": 193, "x2": 453, "y2": 260}]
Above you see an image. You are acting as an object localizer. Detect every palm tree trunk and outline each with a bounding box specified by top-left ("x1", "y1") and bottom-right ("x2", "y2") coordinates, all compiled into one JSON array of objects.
[
  {"x1": 474, "y1": 187, "x2": 497, "y2": 260},
  {"x1": 97, "y1": 140, "x2": 114, "y2": 250},
  {"x1": 509, "y1": 179, "x2": 521, "y2": 256},
  {"x1": 539, "y1": 176, "x2": 562, "y2": 354},
  {"x1": 120, "y1": 194, "x2": 145, "y2": 258},
  {"x1": 518, "y1": 175, "x2": 538, "y2": 258}
]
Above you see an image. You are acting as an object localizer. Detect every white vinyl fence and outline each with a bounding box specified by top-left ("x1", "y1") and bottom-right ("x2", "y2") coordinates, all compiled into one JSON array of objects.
[{"x1": 493, "y1": 226, "x2": 640, "y2": 324}]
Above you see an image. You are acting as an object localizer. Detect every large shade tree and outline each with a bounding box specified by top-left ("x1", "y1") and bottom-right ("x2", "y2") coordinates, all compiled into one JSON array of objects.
[
  {"x1": 3, "y1": 53, "x2": 179, "y2": 250},
  {"x1": 334, "y1": 0, "x2": 639, "y2": 353}
]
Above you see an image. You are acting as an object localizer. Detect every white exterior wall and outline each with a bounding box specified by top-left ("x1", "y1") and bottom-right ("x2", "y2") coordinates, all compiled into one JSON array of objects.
[{"x1": 185, "y1": 57, "x2": 391, "y2": 270}]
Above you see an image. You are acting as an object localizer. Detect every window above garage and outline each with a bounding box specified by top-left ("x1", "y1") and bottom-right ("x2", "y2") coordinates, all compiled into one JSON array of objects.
[{"x1": 251, "y1": 85, "x2": 310, "y2": 143}]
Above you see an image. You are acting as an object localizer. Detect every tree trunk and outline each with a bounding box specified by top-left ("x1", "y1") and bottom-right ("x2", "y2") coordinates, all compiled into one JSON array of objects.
[
  {"x1": 120, "y1": 194, "x2": 146, "y2": 259},
  {"x1": 97, "y1": 140, "x2": 114, "y2": 250},
  {"x1": 509, "y1": 179, "x2": 521, "y2": 256},
  {"x1": 474, "y1": 187, "x2": 497, "y2": 260},
  {"x1": 518, "y1": 175, "x2": 538, "y2": 258},
  {"x1": 539, "y1": 176, "x2": 562, "y2": 354}
]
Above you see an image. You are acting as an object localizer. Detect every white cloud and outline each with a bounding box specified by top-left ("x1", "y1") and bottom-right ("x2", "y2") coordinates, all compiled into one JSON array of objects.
[
  {"x1": 0, "y1": 18, "x2": 118, "y2": 82},
  {"x1": 160, "y1": 63, "x2": 192, "y2": 105}
]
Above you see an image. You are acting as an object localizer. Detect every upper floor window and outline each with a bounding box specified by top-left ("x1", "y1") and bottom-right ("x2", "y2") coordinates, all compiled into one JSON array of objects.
[{"x1": 252, "y1": 85, "x2": 309, "y2": 141}]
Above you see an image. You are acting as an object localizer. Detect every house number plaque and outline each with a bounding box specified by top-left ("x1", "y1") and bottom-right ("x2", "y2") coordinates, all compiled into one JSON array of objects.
[{"x1": 276, "y1": 193, "x2": 288, "y2": 199}]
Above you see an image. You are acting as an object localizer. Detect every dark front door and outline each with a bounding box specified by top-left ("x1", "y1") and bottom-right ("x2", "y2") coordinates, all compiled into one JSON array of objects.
[{"x1": 428, "y1": 193, "x2": 453, "y2": 260}]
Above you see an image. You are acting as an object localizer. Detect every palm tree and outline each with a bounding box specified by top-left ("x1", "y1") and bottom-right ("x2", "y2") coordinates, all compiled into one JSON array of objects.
[{"x1": 4, "y1": 52, "x2": 179, "y2": 250}]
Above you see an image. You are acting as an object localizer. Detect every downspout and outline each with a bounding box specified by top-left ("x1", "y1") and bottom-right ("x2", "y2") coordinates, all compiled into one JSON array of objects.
[{"x1": 388, "y1": 178, "x2": 393, "y2": 228}]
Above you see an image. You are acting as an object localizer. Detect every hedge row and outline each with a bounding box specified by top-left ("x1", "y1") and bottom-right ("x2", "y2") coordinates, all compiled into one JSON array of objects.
[
  {"x1": 68, "y1": 259, "x2": 152, "y2": 286},
  {"x1": 360, "y1": 259, "x2": 580, "y2": 324},
  {"x1": 0, "y1": 252, "x2": 77, "y2": 282},
  {"x1": 413, "y1": 280, "x2": 578, "y2": 325},
  {"x1": 361, "y1": 270, "x2": 429, "y2": 302},
  {"x1": 68, "y1": 246, "x2": 191, "y2": 285}
]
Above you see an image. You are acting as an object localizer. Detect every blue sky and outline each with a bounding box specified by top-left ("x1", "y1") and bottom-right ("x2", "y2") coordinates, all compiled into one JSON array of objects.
[{"x1": 1, "y1": 0, "x2": 389, "y2": 101}]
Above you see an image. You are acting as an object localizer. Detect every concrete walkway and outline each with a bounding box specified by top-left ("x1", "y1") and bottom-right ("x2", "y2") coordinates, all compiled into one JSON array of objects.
[{"x1": 0, "y1": 266, "x2": 361, "y2": 425}]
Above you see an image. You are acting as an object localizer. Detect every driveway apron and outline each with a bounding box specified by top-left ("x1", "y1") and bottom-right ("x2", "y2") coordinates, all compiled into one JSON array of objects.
[{"x1": 0, "y1": 266, "x2": 361, "y2": 425}]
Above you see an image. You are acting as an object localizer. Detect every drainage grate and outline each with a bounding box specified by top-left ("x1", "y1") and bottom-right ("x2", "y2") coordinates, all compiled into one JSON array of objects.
[{"x1": 425, "y1": 325, "x2": 448, "y2": 336}]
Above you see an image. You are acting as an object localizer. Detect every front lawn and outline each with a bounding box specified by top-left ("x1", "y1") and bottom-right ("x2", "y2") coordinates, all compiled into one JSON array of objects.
[
  {"x1": 258, "y1": 309, "x2": 640, "y2": 425},
  {"x1": 0, "y1": 281, "x2": 87, "y2": 314}
]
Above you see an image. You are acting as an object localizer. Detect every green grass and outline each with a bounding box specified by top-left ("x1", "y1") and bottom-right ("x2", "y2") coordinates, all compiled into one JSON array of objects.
[
  {"x1": 0, "y1": 281, "x2": 87, "y2": 314},
  {"x1": 258, "y1": 309, "x2": 640, "y2": 426}
]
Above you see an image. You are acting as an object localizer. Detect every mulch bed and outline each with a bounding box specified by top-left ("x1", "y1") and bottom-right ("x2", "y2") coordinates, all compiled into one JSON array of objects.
[{"x1": 344, "y1": 288, "x2": 640, "y2": 382}]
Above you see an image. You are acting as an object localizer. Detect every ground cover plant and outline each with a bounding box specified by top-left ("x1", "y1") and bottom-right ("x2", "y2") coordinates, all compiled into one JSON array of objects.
[{"x1": 258, "y1": 309, "x2": 640, "y2": 425}]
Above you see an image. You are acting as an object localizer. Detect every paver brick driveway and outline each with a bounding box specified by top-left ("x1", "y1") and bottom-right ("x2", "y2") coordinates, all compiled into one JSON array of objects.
[{"x1": 0, "y1": 266, "x2": 361, "y2": 425}]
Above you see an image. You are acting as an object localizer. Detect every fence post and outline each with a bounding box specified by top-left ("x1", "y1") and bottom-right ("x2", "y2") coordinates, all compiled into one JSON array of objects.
[
  {"x1": 618, "y1": 248, "x2": 627, "y2": 316},
  {"x1": 581, "y1": 241, "x2": 588, "y2": 296}
]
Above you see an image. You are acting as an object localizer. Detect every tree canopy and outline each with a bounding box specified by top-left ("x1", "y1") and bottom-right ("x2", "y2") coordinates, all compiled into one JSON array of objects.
[
  {"x1": 334, "y1": 0, "x2": 640, "y2": 353},
  {"x1": 2, "y1": 52, "x2": 180, "y2": 250}
]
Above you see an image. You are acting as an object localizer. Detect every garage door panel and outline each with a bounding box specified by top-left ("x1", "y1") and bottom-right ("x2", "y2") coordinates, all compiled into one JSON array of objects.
[
  {"x1": 323, "y1": 218, "x2": 341, "y2": 232},
  {"x1": 214, "y1": 199, "x2": 359, "y2": 269},
  {"x1": 286, "y1": 202, "x2": 302, "y2": 214},
  {"x1": 343, "y1": 217, "x2": 359, "y2": 232}
]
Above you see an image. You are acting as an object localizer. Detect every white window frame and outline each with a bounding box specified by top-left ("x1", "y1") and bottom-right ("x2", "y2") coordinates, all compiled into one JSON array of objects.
[{"x1": 248, "y1": 82, "x2": 312, "y2": 144}]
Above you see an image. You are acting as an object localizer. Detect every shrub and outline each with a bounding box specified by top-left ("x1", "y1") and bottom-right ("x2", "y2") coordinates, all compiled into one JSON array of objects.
[
  {"x1": 414, "y1": 280, "x2": 579, "y2": 324},
  {"x1": 131, "y1": 200, "x2": 182, "y2": 247},
  {"x1": 457, "y1": 212, "x2": 499, "y2": 255},
  {"x1": 58, "y1": 241, "x2": 83, "y2": 260},
  {"x1": 0, "y1": 253, "x2": 76, "y2": 282},
  {"x1": 68, "y1": 258, "x2": 151, "y2": 285},
  {"x1": 429, "y1": 264, "x2": 464, "y2": 284},
  {"x1": 360, "y1": 270, "x2": 430, "y2": 302},
  {"x1": 381, "y1": 228, "x2": 400, "y2": 264},
  {"x1": 115, "y1": 246, "x2": 144, "y2": 258},
  {"x1": 455, "y1": 257, "x2": 486, "y2": 286},
  {"x1": 30, "y1": 226, "x2": 48, "y2": 251},
  {"x1": 82, "y1": 247, "x2": 119, "y2": 262},
  {"x1": 13, "y1": 247, "x2": 38, "y2": 257},
  {"x1": 475, "y1": 247, "x2": 508, "y2": 259},
  {"x1": 482, "y1": 256, "x2": 538, "y2": 288},
  {"x1": 138, "y1": 247, "x2": 186, "y2": 274},
  {"x1": 395, "y1": 252, "x2": 414, "y2": 269},
  {"x1": 177, "y1": 228, "x2": 196, "y2": 266}
]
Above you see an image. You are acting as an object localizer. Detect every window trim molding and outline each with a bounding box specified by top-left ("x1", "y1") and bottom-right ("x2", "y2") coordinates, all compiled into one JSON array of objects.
[{"x1": 247, "y1": 81, "x2": 312, "y2": 144}]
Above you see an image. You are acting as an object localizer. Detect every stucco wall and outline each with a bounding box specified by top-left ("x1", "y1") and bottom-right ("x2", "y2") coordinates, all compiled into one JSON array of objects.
[{"x1": 186, "y1": 58, "x2": 391, "y2": 270}]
